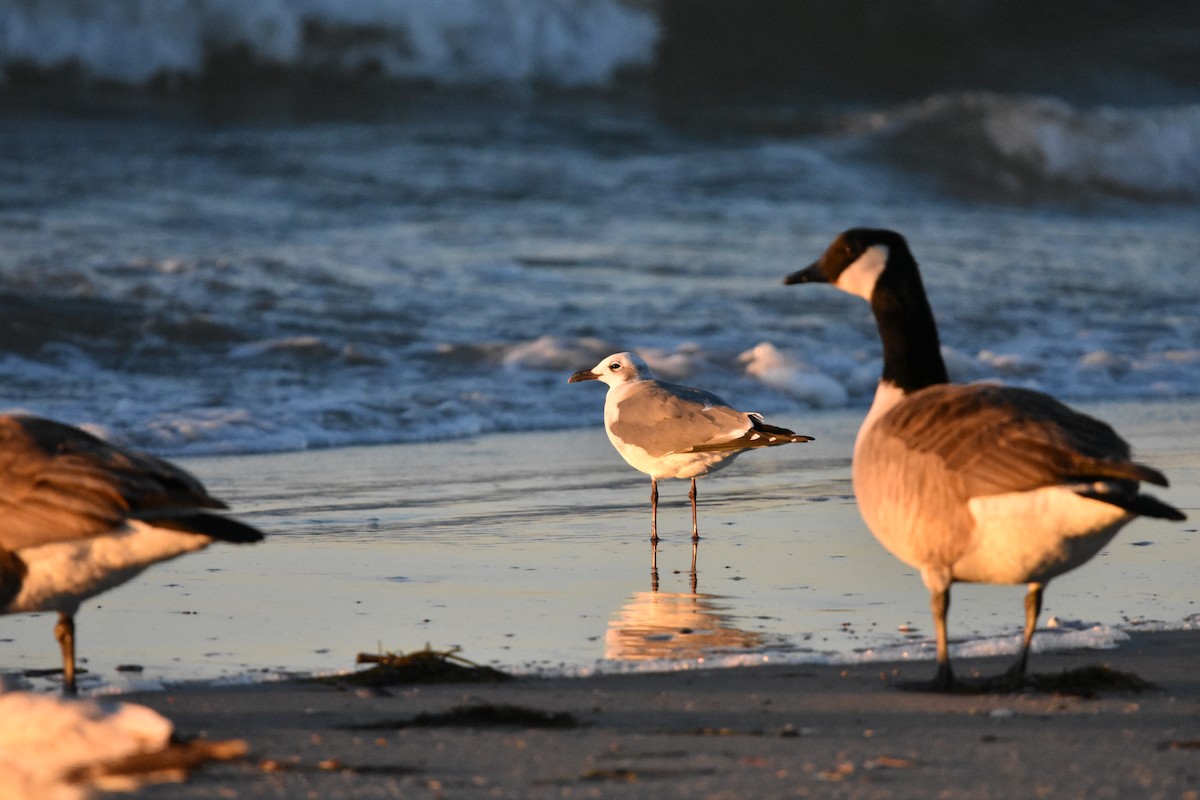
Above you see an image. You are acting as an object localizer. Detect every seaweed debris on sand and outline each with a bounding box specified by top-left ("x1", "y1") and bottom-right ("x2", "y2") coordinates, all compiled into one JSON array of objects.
[{"x1": 320, "y1": 645, "x2": 514, "y2": 687}]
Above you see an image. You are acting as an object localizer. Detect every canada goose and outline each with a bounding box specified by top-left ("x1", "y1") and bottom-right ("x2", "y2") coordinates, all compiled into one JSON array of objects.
[
  {"x1": 0, "y1": 415, "x2": 264, "y2": 694},
  {"x1": 569, "y1": 352, "x2": 812, "y2": 561},
  {"x1": 785, "y1": 228, "x2": 1185, "y2": 690}
]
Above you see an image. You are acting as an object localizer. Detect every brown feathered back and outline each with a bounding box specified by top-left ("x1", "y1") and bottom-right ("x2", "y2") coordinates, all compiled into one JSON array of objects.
[
  {"x1": 0, "y1": 416, "x2": 226, "y2": 551},
  {"x1": 875, "y1": 383, "x2": 1168, "y2": 500}
]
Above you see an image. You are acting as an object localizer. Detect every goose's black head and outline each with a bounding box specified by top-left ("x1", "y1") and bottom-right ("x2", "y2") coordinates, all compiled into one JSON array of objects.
[
  {"x1": 785, "y1": 228, "x2": 947, "y2": 392},
  {"x1": 784, "y1": 228, "x2": 913, "y2": 301}
]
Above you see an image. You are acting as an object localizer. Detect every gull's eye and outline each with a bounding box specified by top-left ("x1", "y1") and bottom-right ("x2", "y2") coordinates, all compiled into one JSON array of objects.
[{"x1": 609, "y1": 362, "x2": 622, "y2": 371}]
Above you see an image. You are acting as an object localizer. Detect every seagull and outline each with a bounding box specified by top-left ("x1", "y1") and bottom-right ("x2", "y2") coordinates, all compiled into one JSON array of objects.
[
  {"x1": 0, "y1": 415, "x2": 264, "y2": 694},
  {"x1": 785, "y1": 228, "x2": 1186, "y2": 690},
  {"x1": 568, "y1": 352, "x2": 813, "y2": 561}
]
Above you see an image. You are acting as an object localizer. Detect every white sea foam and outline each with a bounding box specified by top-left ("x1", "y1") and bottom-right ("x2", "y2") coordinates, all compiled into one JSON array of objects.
[
  {"x1": 739, "y1": 342, "x2": 848, "y2": 408},
  {"x1": 0, "y1": 0, "x2": 658, "y2": 88},
  {"x1": 980, "y1": 96, "x2": 1200, "y2": 199},
  {"x1": 500, "y1": 334, "x2": 613, "y2": 371},
  {"x1": 228, "y1": 336, "x2": 337, "y2": 361},
  {"x1": 1, "y1": 98, "x2": 1197, "y2": 456},
  {"x1": 559, "y1": 619, "x2": 1153, "y2": 679},
  {"x1": 873, "y1": 92, "x2": 1200, "y2": 200}
]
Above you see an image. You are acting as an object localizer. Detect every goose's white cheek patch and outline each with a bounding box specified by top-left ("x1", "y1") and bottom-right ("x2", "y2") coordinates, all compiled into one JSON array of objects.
[{"x1": 837, "y1": 244, "x2": 889, "y2": 301}]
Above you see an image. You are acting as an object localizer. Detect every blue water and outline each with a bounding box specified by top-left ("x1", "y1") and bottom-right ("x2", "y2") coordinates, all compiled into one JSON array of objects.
[
  {"x1": 1, "y1": 1, "x2": 1198, "y2": 690},
  {"x1": 2, "y1": 3, "x2": 1199, "y2": 455},
  {"x1": 1, "y1": 92, "x2": 1198, "y2": 455}
]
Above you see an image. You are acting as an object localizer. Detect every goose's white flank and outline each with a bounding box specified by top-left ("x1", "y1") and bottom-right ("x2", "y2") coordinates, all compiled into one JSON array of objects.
[
  {"x1": 569, "y1": 352, "x2": 813, "y2": 565},
  {"x1": 785, "y1": 228, "x2": 1186, "y2": 690},
  {"x1": 0, "y1": 415, "x2": 265, "y2": 694}
]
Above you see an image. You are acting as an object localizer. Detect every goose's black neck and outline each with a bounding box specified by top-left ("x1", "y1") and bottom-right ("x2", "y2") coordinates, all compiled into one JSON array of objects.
[{"x1": 871, "y1": 252, "x2": 949, "y2": 394}]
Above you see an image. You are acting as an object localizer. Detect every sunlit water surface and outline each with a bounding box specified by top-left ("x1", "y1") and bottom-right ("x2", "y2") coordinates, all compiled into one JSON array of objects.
[{"x1": 1, "y1": 402, "x2": 1195, "y2": 693}]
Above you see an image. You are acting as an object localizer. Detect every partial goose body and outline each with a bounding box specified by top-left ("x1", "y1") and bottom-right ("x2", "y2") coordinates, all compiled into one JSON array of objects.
[
  {"x1": 568, "y1": 352, "x2": 813, "y2": 564},
  {"x1": 786, "y1": 228, "x2": 1185, "y2": 690},
  {"x1": 5, "y1": 522, "x2": 225, "y2": 616},
  {"x1": 0, "y1": 415, "x2": 264, "y2": 693}
]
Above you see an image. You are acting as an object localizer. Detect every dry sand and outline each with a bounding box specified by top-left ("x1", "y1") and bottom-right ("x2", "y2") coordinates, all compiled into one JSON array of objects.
[{"x1": 125, "y1": 629, "x2": 1200, "y2": 799}]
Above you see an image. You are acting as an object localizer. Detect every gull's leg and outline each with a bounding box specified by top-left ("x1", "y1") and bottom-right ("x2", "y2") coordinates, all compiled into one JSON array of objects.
[
  {"x1": 55, "y1": 612, "x2": 77, "y2": 696},
  {"x1": 689, "y1": 478, "x2": 699, "y2": 543},
  {"x1": 650, "y1": 477, "x2": 659, "y2": 544},
  {"x1": 649, "y1": 477, "x2": 661, "y2": 579},
  {"x1": 688, "y1": 478, "x2": 701, "y2": 582}
]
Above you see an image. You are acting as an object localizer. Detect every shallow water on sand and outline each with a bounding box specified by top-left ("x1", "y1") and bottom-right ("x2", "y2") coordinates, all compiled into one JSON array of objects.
[{"x1": 1, "y1": 401, "x2": 1195, "y2": 693}]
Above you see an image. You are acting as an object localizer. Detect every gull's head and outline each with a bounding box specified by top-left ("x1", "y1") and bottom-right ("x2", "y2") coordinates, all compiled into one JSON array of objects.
[
  {"x1": 783, "y1": 227, "x2": 910, "y2": 302},
  {"x1": 568, "y1": 352, "x2": 653, "y2": 388}
]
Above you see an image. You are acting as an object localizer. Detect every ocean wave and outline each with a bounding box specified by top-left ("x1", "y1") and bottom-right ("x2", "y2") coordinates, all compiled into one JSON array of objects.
[
  {"x1": 862, "y1": 93, "x2": 1200, "y2": 202},
  {"x1": 0, "y1": 0, "x2": 657, "y2": 89},
  {"x1": 5, "y1": 325, "x2": 1198, "y2": 456},
  {"x1": 10, "y1": 2, "x2": 1191, "y2": 106},
  {"x1": 738, "y1": 342, "x2": 847, "y2": 408},
  {"x1": 1, "y1": 99, "x2": 1196, "y2": 457}
]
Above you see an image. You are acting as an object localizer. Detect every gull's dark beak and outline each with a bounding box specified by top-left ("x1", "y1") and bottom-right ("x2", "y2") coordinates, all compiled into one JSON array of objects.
[
  {"x1": 783, "y1": 261, "x2": 827, "y2": 285},
  {"x1": 568, "y1": 369, "x2": 599, "y2": 383}
]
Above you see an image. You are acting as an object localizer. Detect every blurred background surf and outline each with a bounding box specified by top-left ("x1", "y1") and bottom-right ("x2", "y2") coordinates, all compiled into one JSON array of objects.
[{"x1": 1, "y1": 0, "x2": 1197, "y2": 456}]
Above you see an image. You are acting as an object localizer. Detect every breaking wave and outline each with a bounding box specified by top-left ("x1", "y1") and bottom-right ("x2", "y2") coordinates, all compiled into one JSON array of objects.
[
  {"x1": 862, "y1": 93, "x2": 1200, "y2": 202},
  {"x1": 0, "y1": 0, "x2": 658, "y2": 89}
]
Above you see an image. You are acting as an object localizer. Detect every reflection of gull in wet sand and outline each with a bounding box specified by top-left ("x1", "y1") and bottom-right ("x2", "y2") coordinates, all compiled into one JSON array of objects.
[
  {"x1": 605, "y1": 590, "x2": 766, "y2": 662},
  {"x1": 0, "y1": 692, "x2": 246, "y2": 800}
]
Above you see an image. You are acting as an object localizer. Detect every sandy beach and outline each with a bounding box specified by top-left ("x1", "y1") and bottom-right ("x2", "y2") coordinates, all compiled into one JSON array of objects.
[
  {"x1": 3, "y1": 7, "x2": 1196, "y2": 797},
  {"x1": 124, "y1": 629, "x2": 1200, "y2": 798},
  {"x1": 3, "y1": 399, "x2": 1197, "y2": 798},
  {"x1": 5, "y1": 401, "x2": 1197, "y2": 691},
  {"x1": 2, "y1": 6, "x2": 1196, "y2": 796}
]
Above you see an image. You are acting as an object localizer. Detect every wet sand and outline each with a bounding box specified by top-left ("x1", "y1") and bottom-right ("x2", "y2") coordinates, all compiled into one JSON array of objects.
[
  {"x1": 4, "y1": 400, "x2": 1196, "y2": 693},
  {"x1": 2, "y1": 400, "x2": 1197, "y2": 797},
  {"x1": 126, "y1": 629, "x2": 1200, "y2": 798}
]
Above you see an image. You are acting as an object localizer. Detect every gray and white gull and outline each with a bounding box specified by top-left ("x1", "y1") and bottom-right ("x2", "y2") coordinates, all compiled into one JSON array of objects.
[{"x1": 569, "y1": 352, "x2": 813, "y2": 561}]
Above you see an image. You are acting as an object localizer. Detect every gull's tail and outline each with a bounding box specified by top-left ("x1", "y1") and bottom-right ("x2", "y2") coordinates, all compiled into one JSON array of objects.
[{"x1": 684, "y1": 414, "x2": 814, "y2": 453}]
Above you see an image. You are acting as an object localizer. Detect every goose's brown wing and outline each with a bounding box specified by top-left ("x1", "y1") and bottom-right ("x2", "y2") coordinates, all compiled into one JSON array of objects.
[
  {"x1": 0, "y1": 415, "x2": 225, "y2": 551},
  {"x1": 876, "y1": 383, "x2": 1166, "y2": 500}
]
